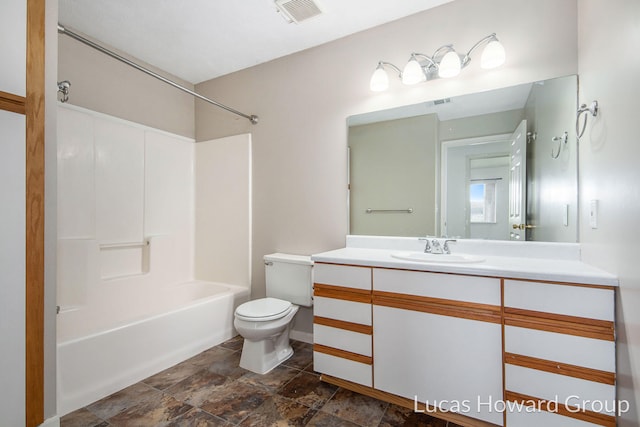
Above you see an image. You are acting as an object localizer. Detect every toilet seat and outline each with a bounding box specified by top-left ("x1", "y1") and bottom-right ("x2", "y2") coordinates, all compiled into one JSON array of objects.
[{"x1": 235, "y1": 297, "x2": 293, "y2": 322}]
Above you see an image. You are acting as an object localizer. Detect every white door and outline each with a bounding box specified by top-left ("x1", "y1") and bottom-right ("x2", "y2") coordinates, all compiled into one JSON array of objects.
[
  {"x1": 509, "y1": 120, "x2": 527, "y2": 240},
  {"x1": 0, "y1": 1, "x2": 27, "y2": 425}
]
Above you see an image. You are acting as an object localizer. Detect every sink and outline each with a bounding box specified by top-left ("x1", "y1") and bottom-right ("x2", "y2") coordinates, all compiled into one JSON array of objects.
[{"x1": 391, "y1": 252, "x2": 485, "y2": 264}]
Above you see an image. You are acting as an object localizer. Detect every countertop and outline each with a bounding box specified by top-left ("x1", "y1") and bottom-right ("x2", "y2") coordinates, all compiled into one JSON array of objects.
[{"x1": 311, "y1": 246, "x2": 619, "y2": 287}]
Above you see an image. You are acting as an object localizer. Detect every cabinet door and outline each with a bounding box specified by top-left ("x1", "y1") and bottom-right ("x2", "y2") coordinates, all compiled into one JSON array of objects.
[
  {"x1": 373, "y1": 268, "x2": 503, "y2": 425},
  {"x1": 374, "y1": 305, "x2": 503, "y2": 425}
]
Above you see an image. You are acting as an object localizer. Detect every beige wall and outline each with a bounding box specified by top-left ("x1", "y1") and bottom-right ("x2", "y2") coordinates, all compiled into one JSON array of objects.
[
  {"x1": 578, "y1": 0, "x2": 640, "y2": 423},
  {"x1": 58, "y1": 34, "x2": 195, "y2": 138},
  {"x1": 195, "y1": 0, "x2": 578, "y2": 301}
]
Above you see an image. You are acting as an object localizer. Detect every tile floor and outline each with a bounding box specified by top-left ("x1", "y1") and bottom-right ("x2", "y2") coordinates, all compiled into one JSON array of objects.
[{"x1": 61, "y1": 336, "x2": 464, "y2": 427}]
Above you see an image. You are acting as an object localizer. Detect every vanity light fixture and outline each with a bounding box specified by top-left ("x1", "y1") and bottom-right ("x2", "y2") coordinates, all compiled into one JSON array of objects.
[
  {"x1": 370, "y1": 61, "x2": 403, "y2": 92},
  {"x1": 370, "y1": 33, "x2": 505, "y2": 91}
]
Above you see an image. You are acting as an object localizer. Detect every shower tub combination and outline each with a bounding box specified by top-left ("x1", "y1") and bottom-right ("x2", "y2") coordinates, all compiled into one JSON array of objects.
[
  {"x1": 57, "y1": 280, "x2": 249, "y2": 416},
  {"x1": 56, "y1": 105, "x2": 254, "y2": 416}
]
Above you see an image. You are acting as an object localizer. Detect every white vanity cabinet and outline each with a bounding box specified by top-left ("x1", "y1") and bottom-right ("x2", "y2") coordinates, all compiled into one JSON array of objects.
[
  {"x1": 311, "y1": 243, "x2": 617, "y2": 427},
  {"x1": 373, "y1": 268, "x2": 504, "y2": 426},
  {"x1": 313, "y1": 263, "x2": 373, "y2": 387},
  {"x1": 503, "y1": 279, "x2": 616, "y2": 427}
]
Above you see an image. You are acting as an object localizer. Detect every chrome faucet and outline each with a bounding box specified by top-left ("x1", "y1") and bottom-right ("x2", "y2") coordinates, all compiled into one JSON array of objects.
[
  {"x1": 443, "y1": 239, "x2": 457, "y2": 254},
  {"x1": 419, "y1": 237, "x2": 432, "y2": 253},
  {"x1": 431, "y1": 239, "x2": 443, "y2": 254}
]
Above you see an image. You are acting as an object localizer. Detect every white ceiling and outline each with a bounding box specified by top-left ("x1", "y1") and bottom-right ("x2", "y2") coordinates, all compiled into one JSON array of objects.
[{"x1": 58, "y1": 0, "x2": 454, "y2": 84}]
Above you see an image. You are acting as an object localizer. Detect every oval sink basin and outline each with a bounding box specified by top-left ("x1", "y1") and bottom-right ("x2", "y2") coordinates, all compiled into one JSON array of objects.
[{"x1": 391, "y1": 252, "x2": 485, "y2": 264}]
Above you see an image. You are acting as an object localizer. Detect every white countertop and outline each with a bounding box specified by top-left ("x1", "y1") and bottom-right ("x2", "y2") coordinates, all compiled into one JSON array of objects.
[{"x1": 311, "y1": 237, "x2": 618, "y2": 286}]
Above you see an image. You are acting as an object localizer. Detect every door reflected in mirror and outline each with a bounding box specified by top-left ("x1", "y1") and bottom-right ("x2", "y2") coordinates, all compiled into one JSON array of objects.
[{"x1": 348, "y1": 74, "x2": 578, "y2": 242}]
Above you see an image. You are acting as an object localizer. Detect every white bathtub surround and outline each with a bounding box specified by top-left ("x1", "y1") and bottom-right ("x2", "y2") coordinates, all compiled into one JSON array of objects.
[
  {"x1": 195, "y1": 135, "x2": 252, "y2": 286},
  {"x1": 56, "y1": 105, "x2": 253, "y2": 415}
]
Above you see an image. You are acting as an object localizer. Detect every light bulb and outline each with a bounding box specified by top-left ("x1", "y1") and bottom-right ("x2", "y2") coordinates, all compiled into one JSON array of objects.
[
  {"x1": 480, "y1": 39, "x2": 505, "y2": 69},
  {"x1": 370, "y1": 65, "x2": 389, "y2": 92},
  {"x1": 438, "y1": 50, "x2": 461, "y2": 78},
  {"x1": 402, "y1": 57, "x2": 425, "y2": 85}
]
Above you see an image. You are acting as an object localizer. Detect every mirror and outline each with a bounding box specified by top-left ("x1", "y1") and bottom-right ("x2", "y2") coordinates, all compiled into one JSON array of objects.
[{"x1": 348, "y1": 74, "x2": 578, "y2": 242}]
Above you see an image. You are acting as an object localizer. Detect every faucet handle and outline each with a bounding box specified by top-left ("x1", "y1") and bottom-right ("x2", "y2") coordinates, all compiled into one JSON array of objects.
[
  {"x1": 418, "y1": 236, "x2": 433, "y2": 253},
  {"x1": 443, "y1": 239, "x2": 457, "y2": 254}
]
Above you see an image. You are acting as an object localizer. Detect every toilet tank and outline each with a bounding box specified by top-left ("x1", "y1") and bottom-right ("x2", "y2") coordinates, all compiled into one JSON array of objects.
[{"x1": 264, "y1": 253, "x2": 313, "y2": 307}]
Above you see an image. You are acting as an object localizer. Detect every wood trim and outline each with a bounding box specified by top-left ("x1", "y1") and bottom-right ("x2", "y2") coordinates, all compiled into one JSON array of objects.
[
  {"x1": 504, "y1": 307, "x2": 614, "y2": 341},
  {"x1": 373, "y1": 290, "x2": 502, "y2": 324},
  {"x1": 314, "y1": 283, "x2": 371, "y2": 303},
  {"x1": 505, "y1": 352, "x2": 615, "y2": 385},
  {"x1": 0, "y1": 91, "x2": 26, "y2": 115},
  {"x1": 321, "y1": 374, "x2": 501, "y2": 427},
  {"x1": 314, "y1": 316, "x2": 372, "y2": 335},
  {"x1": 500, "y1": 279, "x2": 507, "y2": 427},
  {"x1": 505, "y1": 390, "x2": 616, "y2": 427},
  {"x1": 25, "y1": 0, "x2": 46, "y2": 425},
  {"x1": 313, "y1": 344, "x2": 372, "y2": 365}
]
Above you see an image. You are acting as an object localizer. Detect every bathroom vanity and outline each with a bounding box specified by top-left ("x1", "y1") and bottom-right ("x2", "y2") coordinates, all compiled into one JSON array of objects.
[{"x1": 311, "y1": 236, "x2": 617, "y2": 427}]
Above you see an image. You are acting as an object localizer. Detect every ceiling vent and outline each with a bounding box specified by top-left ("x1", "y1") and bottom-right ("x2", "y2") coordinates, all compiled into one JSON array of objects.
[
  {"x1": 432, "y1": 98, "x2": 452, "y2": 106},
  {"x1": 275, "y1": 0, "x2": 323, "y2": 24}
]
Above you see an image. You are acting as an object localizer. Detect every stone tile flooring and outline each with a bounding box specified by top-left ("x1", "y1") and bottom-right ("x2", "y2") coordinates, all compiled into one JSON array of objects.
[{"x1": 60, "y1": 337, "x2": 464, "y2": 427}]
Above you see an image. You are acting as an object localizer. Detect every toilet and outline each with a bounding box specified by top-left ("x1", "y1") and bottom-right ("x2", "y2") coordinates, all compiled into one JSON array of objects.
[{"x1": 234, "y1": 253, "x2": 313, "y2": 374}]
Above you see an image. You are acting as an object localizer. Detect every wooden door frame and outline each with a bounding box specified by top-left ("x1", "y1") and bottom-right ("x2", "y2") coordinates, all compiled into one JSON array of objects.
[
  {"x1": 26, "y1": 0, "x2": 46, "y2": 425},
  {"x1": 1, "y1": 2, "x2": 45, "y2": 424}
]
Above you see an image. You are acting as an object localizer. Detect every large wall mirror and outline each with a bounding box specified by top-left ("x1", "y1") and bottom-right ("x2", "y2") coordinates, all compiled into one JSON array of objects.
[{"x1": 348, "y1": 74, "x2": 578, "y2": 242}]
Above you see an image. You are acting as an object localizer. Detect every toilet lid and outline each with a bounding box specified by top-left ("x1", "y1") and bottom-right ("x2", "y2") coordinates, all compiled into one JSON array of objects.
[{"x1": 235, "y1": 297, "x2": 292, "y2": 321}]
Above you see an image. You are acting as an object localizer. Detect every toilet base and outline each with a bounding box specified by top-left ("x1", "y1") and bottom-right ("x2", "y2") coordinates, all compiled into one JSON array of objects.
[{"x1": 239, "y1": 327, "x2": 294, "y2": 374}]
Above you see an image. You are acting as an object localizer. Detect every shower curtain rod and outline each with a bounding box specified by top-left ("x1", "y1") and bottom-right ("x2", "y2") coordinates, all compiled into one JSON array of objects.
[{"x1": 57, "y1": 24, "x2": 259, "y2": 125}]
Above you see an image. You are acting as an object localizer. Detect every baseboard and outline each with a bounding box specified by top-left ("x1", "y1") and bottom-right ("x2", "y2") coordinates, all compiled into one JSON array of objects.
[
  {"x1": 40, "y1": 415, "x2": 60, "y2": 427},
  {"x1": 290, "y1": 329, "x2": 313, "y2": 344}
]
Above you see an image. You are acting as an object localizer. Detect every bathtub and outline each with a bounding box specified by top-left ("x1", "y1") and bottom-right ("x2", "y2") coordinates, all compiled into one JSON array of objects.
[{"x1": 57, "y1": 280, "x2": 250, "y2": 416}]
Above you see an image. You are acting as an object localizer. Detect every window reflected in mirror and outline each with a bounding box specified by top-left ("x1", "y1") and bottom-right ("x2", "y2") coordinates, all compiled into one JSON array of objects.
[{"x1": 470, "y1": 181, "x2": 497, "y2": 224}]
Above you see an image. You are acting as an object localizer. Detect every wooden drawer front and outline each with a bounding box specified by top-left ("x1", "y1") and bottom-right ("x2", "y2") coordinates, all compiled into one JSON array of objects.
[
  {"x1": 505, "y1": 365, "x2": 616, "y2": 416},
  {"x1": 314, "y1": 263, "x2": 371, "y2": 290},
  {"x1": 313, "y1": 324, "x2": 371, "y2": 357},
  {"x1": 314, "y1": 352, "x2": 372, "y2": 387},
  {"x1": 373, "y1": 268, "x2": 500, "y2": 305},
  {"x1": 505, "y1": 326, "x2": 615, "y2": 373},
  {"x1": 314, "y1": 296, "x2": 371, "y2": 325},
  {"x1": 504, "y1": 280, "x2": 614, "y2": 321},
  {"x1": 506, "y1": 406, "x2": 607, "y2": 427}
]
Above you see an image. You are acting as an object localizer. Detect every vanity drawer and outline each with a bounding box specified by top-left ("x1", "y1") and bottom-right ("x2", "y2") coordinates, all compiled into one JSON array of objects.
[
  {"x1": 313, "y1": 324, "x2": 371, "y2": 357},
  {"x1": 373, "y1": 268, "x2": 500, "y2": 305},
  {"x1": 313, "y1": 351, "x2": 372, "y2": 387},
  {"x1": 505, "y1": 364, "x2": 616, "y2": 416},
  {"x1": 314, "y1": 263, "x2": 371, "y2": 290},
  {"x1": 314, "y1": 296, "x2": 371, "y2": 325},
  {"x1": 505, "y1": 326, "x2": 615, "y2": 372},
  {"x1": 504, "y1": 280, "x2": 614, "y2": 321}
]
